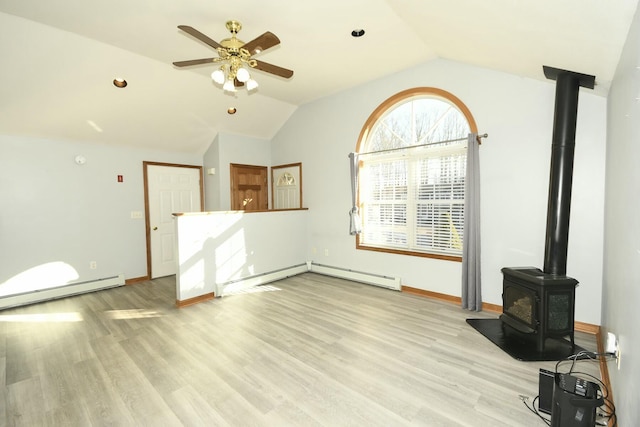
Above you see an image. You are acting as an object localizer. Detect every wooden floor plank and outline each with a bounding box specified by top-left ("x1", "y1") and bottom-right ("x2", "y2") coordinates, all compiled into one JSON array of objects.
[
  {"x1": 0, "y1": 273, "x2": 600, "y2": 426},
  {"x1": 165, "y1": 385, "x2": 231, "y2": 426},
  {"x1": 5, "y1": 376, "x2": 46, "y2": 426},
  {"x1": 73, "y1": 357, "x2": 138, "y2": 426}
]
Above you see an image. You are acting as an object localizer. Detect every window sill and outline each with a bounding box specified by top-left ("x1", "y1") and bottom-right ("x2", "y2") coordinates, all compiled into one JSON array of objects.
[{"x1": 356, "y1": 242, "x2": 462, "y2": 262}]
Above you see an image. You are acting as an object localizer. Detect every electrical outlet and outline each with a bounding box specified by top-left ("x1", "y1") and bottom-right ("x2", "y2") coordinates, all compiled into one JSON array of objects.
[
  {"x1": 324, "y1": 249, "x2": 329, "y2": 256},
  {"x1": 90, "y1": 261, "x2": 97, "y2": 269},
  {"x1": 606, "y1": 332, "x2": 617, "y2": 354},
  {"x1": 606, "y1": 332, "x2": 621, "y2": 369}
]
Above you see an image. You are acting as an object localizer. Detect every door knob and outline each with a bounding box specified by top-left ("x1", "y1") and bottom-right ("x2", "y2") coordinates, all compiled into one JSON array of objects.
[{"x1": 153, "y1": 226, "x2": 158, "y2": 231}]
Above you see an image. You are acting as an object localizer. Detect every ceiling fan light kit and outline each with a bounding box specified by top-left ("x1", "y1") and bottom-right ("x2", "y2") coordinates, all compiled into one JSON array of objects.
[{"x1": 173, "y1": 20, "x2": 293, "y2": 94}]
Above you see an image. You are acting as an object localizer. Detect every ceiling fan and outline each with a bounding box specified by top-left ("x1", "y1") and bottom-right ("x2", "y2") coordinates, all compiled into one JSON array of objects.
[{"x1": 173, "y1": 20, "x2": 294, "y2": 92}]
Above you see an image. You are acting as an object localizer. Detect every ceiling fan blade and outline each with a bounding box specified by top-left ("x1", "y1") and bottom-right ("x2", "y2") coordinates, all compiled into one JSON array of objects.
[
  {"x1": 234, "y1": 78, "x2": 245, "y2": 87},
  {"x1": 172, "y1": 58, "x2": 217, "y2": 67},
  {"x1": 242, "y1": 32, "x2": 280, "y2": 55},
  {"x1": 253, "y1": 60, "x2": 294, "y2": 79},
  {"x1": 177, "y1": 25, "x2": 222, "y2": 50}
]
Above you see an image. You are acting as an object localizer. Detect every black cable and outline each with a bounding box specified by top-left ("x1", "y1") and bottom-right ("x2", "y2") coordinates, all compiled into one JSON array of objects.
[
  {"x1": 521, "y1": 395, "x2": 551, "y2": 426},
  {"x1": 585, "y1": 379, "x2": 617, "y2": 427},
  {"x1": 554, "y1": 350, "x2": 607, "y2": 374},
  {"x1": 551, "y1": 353, "x2": 618, "y2": 427}
]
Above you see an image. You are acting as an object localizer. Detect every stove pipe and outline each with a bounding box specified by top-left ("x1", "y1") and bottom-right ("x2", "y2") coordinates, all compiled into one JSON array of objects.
[{"x1": 542, "y1": 66, "x2": 595, "y2": 276}]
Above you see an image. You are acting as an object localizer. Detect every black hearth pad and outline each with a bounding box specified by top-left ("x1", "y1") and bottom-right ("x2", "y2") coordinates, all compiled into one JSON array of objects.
[{"x1": 466, "y1": 318, "x2": 587, "y2": 361}]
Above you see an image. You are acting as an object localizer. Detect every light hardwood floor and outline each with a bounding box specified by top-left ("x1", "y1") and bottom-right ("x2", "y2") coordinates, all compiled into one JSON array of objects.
[{"x1": 1, "y1": 273, "x2": 600, "y2": 426}]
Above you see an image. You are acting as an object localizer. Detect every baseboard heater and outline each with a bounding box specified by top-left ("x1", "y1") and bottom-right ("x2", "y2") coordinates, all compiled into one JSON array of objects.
[
  {"x1": 309, "y1": 263, "x2": 401, "y2": 291},
  {"x1": 217, "y1": 264, "x2": 308, "y2": 296},
  {"x1": 0, "y1": 274, "x2": 125, "y2": 310}
]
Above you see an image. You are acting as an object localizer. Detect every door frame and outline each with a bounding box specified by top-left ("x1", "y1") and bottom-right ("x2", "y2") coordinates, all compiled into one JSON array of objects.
[{"x1": 143, "y1": 161, "x2": 204, "y2": 279}]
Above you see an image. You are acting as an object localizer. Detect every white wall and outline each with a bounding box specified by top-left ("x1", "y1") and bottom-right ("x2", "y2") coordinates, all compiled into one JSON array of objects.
[
  {"x1": 603, "y1": 3, "x2": 640, "y2": 424},
  {"x1": 271, "y1": 58, "x2": 606, "y2": 325},
  {"x1": 175, "y1": 210, "x2": 308, "y2": 301},
  {"x1": 203, "y1": 132, "x2": 271, "y2": 211},
  {"x1": 0, "y1": 135, "x2": 201, "y2": 294}
]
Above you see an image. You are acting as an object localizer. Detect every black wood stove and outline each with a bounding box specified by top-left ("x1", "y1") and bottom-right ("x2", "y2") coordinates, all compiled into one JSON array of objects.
[
  {"x1": 499, "y1": 66, "x2": 595, "y2": 354},
  {"x1": 500, "y1": 267, "x2": 578, "y2": 352}
]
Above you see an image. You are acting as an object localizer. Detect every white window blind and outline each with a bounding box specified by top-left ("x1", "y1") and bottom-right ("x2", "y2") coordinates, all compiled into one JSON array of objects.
[{"x1": 360, "y1": 143, "x2": 466, "y2": 256}]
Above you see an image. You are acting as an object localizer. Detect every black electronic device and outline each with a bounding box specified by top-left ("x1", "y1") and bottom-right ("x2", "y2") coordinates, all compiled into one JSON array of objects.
[
  {"x1": 551, "y1": 373, "x2": 603, "y2": 427},
  {"x1": 538, "y1": 368, "x2": 556, "y2": 415}
]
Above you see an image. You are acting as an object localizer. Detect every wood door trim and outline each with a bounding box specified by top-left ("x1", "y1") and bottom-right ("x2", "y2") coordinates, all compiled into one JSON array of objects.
[{"x1": 143, "y1": 161, "x2": 204, "y2": 280}]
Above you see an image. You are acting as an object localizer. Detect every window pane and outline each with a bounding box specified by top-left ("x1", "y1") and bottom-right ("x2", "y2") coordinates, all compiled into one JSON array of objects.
[
  {"x1": 365, "y1": 160, "x2": 408, "y2": 201},
  {"x1": 414, "y1": 201, "x2": 463, "y2": 252},
  {"x1": 358, "y1": 91, "x2": 472, "y2": 257},
  {"x1": 362, "y1": 203, "x2": 407, "y2": 247}
]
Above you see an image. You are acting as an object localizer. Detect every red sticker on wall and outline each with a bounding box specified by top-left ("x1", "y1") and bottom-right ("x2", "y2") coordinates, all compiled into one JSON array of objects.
[{"x1": 117, "y1": 175, "x2": 123, "y2": 182}]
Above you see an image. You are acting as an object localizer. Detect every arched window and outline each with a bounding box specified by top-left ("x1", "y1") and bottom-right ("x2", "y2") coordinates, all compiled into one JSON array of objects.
[{"x1": 356, "y1": 88, "x2": 477, "y2": 261}]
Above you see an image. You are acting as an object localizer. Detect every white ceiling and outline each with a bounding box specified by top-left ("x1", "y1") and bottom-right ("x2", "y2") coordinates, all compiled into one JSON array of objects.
[{"x1": 1, "y1": 0, "x2": 638, "y2": 153}]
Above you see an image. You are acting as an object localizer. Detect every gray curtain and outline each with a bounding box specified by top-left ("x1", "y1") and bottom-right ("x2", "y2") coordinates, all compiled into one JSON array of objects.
[
  {"x1": 461, "y1": 133, "x2": 482, "y2": 311},
  {"x1": 348, "y1": 152, "x2": 362, "y2": 235}
]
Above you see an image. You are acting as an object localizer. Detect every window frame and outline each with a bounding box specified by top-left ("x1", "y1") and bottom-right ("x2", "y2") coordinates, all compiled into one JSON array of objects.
[{"x1": 355, "y1": 87, "x2": 478, "y2": 262}]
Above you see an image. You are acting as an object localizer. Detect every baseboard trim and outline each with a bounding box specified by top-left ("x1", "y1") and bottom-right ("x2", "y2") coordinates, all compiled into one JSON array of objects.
[
  {"x1": 312, "y1": 263, "x2": 401, "y2": 290},
  {"x1": 125, "y1": 276, "x2": 149, "y2": 285},
  {"x1": 401, "y1": 286, "x2": 500, "y2": 312},
  {"x1": 574, "y1": 321, "x2": 600, "y2": 334},
  {"x1": 219, "y1": 264, "x2": 309, "y2": 296},
  {"x1": 482, "y1": 302, "x2": 502, "y2": 313},
  {"x1": 402, "y1": 286, "x2": 459, "y2": 303},
  {"x1": 595, "y1": 327, "x2": 615, "y2": 427},
  {"x1": 401, "y1": 285, "x2": 600, "y2": 335},
  {"x1": 0, "y1": 274, "x2": 125, "y2": 310},
  {"x1": 176, "y1": 292, "x2": 214, "y2": 308}
]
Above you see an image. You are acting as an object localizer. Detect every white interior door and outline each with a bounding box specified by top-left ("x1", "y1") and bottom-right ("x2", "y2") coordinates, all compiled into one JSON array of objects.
[{"x1": 147, "y1": 164, "x2": 202, "y2": 278}]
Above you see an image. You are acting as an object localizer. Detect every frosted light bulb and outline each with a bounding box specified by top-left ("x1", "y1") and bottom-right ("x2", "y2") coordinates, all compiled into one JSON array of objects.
[
  {"x1": 211, "y1": 69, "x2": 225, "y2": 84},
  {"x1": 236, "y1": 67, "x2": 250, "y2": 83},
  {"x1": 246, "y1": 79, "x2": 259, "y2": 91},
  {"x1": 223, "y1": 79, "x2": 236, "y2": 92}
]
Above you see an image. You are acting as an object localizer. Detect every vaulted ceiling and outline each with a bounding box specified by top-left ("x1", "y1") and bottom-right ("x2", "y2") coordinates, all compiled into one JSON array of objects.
[{"x1": 1, "y1": 0, "x2": 638, "y2": 152}]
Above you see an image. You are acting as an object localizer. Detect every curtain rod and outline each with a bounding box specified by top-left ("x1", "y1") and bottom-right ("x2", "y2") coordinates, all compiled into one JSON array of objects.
[{"x1": 355, "y1": 133, "x2": 488, "y2": 157}]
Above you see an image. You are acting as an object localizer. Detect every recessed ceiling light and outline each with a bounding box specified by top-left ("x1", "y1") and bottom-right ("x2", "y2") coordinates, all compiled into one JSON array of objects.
[
  {"x1": 113, "y1": 78, "x2": 128, "y2": 88},
  {"x1": 351, "y1": 29, "x2": 365, "y2": 38},
  {"x1": 227, "y1": 107, "x2": 237, "y2": 115}
]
